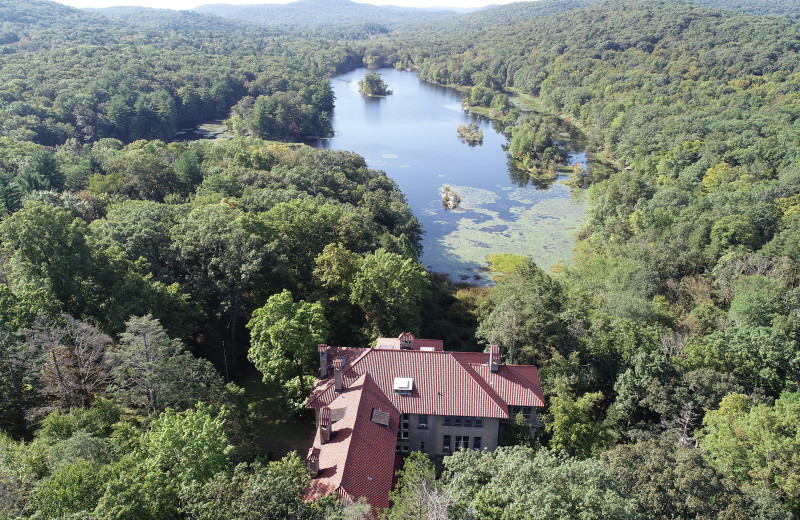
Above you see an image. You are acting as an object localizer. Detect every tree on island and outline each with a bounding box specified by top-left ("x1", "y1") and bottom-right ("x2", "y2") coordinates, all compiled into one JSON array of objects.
[
  {"x1": 358, "y1": 72, "x2": 392, "y2": 97},
  {"x1": 457, "y1": 122, "x2": 483, "y2": 146}
]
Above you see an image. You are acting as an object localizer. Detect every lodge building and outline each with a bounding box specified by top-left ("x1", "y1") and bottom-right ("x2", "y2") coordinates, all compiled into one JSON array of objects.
[{"x1": 304, "y1": 333, "x2": 544, "y2": 511}]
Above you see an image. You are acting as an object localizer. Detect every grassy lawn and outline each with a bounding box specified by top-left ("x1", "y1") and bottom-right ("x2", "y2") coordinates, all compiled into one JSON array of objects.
[
  {"x1": 508, "y1": 89, "x2": 549, "y2": 114},
  {"x1": 242, "y1": 378, "x2": 316, "y2": 460}
]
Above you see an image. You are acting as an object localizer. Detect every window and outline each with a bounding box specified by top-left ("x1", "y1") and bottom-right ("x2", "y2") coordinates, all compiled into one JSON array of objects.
[
  {"x1": 509, "y1": 406, "x2": 521, "y2": 417},
  {"x1": 395, "y1": 444, "x2": 401, "y2": 453},
  {"x1": 443, "y1": 435, "x2": 451, "y2": 452},
  {"x1": 454, "y1": 416, "x2": 462, "y2": 427},
  {"x1": 420, "y1": 442, "x2": 425, "y2": 451},
  {"x1": 473, "y1": 437, "x2": 482, "y2": 450},
  {"x1": 455, "y1": 436, "x2": 469, "y2": 449},
  {"x1": 400, "y1": 430, "x2": 409, "y2": 440},
  {"x1": 418, "y1": 414, "x2": 428, "y2": 429},
  {"x1": 401, "y1": 413, "x2": 410, "y2": 431},
  {"x1": 464, "y1": 416, "x2": 472, "y2": 427},
  {"x1": 475, "y1": 417, "x2": 483, "y2": 428},
  {"x1": 401, "y1": 445, "x2": 410, "y2": 453},
  {"x1": 444, "y1": 416, "x2": 452, "y2": 426},
  {"x1": 523, "y1": 407, "x2": 532, "y2": 420}
]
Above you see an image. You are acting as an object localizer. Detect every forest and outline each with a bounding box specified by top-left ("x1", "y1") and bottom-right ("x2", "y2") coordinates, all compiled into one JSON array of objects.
[{"x1": 1, "y1": 0, "x2": 800, "y2": 518}]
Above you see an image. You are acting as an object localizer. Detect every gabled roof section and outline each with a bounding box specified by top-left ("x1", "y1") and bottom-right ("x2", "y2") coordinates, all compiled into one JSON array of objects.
[
  {"x1": 451, "y1": 351, "x2": 490, "y2": 365},
  {"x1": 374, "y1": 333, "x2": 444, "y2": 351},
  {"x1": 324, "y1": 346, "x2": 372, "y2": 370},
  {"x1": 469, "y1": 364, "x2": 545, "y2": 408},
  {"x1": 306, "y1": 373, "x2": 399, "y2": 512},
  {"x1": 308, "y1": 349, "x2": 510, "y2": 418}
]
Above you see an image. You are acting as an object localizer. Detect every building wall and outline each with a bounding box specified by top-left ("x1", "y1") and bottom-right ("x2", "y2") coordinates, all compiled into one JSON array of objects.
[
  {"x1": 395, "y1": 413, "x2": 500, "y2": 457},
  {"x1": 433, "y1": 416, "x2": 499, "y2": 455}
]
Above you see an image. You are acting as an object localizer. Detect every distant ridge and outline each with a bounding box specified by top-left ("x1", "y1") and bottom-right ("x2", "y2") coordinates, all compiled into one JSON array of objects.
[
  {"x1": 88, "y1": 5, "x2": 244, "y2": 30},
  {"x1": 193, "y1": 0, "x2": 460, "y2": 27}
]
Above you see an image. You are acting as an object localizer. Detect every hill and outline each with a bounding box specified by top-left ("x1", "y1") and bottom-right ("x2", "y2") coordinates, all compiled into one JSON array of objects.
[
  {"x1": 88, "y1": 6, "x2": 244, "y2": 30},
  {"x1": 193, "y1": 0, "x2": 460, "y2": 27}
]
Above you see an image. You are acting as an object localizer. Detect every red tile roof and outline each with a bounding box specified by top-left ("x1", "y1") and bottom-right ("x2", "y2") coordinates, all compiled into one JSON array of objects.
[
  {"x1": 306, "y1": 373, "x2": 399, "y2": 513},
  {"x1": 306, "y1": 345, "x2": 544, "y2": 512},
  {"x1": 469, "y1": 364, "x2": 545, "y2": 408},
  {"x1": 309, "y1": 348, "x2": 542, "y2": 419},
  {"x1": 451, "y1": 351, "x2": 490, "y2": 365}
]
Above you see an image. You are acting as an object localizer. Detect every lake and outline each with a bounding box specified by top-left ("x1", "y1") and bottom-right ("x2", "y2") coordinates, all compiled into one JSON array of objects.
[{"x1": 310, "y1": 68, "x2": 586, "y2": 284}]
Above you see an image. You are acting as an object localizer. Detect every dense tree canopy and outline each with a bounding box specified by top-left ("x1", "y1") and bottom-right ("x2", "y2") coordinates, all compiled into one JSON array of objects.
[{"x1": 3, "y1": 0, "x2": 800, "y2": 516}]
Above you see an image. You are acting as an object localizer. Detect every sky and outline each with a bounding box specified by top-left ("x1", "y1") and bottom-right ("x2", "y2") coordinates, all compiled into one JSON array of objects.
[{"x1": 56, "y1": 0, "x2": 516, "y2": 9}]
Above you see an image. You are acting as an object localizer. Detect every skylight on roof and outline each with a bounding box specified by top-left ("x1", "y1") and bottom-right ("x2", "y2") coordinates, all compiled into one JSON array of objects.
[
  {"x1": 420, "y1": 346, "x2": 435, "y2": 351},
  {"x1": 393, "y1": 377, "x2": 413, "y2": 394}
]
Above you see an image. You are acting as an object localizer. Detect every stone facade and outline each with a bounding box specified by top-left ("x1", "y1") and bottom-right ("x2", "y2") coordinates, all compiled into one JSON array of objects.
[{"x1": 395, "y1": 413, "x2": 500, "y2": 458}]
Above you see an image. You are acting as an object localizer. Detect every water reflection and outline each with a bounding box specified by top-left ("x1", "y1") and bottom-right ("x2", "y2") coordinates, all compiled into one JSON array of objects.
[
  {"x1": 506, "y1": 159, "x2": 560, "y2": 190},
  {"x1": 363, "y1": 95, "x2": 383, "y2": 126}
]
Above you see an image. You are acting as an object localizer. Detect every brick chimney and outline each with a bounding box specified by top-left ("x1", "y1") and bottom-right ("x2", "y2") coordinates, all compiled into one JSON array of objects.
[
  {"x1": 307, "y1": 447, "x2": 320, "y2": 476},
  {"x1": 318, "y1": 344, "x2": 329, "y2": 378},
  {"x1": 333, "y1": 359, "x2": 344, "y2": 393},
  {"x1": 490, "y1": 344, "x2": 500, "y2": 373},
  {"x1": 320, "y1": 406, "x2": 331, "y2": 443}
]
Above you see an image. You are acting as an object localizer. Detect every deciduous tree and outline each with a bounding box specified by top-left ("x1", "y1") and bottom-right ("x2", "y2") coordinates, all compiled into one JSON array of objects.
[{"x1": 247, "y1": 290, "x2": 328, "y2": 404}]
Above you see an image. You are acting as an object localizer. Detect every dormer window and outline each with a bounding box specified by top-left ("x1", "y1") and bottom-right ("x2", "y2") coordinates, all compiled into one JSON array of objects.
[
  {"x1": 399, "y1": 332, "x2": 415, "y2": 349},
  {"x1": 393, "y1": 377, "x2": 413, "y2": 395}
]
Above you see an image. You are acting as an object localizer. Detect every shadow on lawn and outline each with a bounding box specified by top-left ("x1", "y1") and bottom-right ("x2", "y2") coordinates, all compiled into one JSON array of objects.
[{"x1": 242, "y1": 378, "x2": 316, "y2": 460}]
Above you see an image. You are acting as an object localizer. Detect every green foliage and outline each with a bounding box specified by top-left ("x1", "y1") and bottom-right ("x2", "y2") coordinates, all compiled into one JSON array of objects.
[
  {"x1": 30, "y1": 458, "x2": 109, "y2": 519},
  {"x1": 507, "y1": 113, "x2": 567, "y2": 175},
  {"x1": 96, "y1": 403, "x2": 233, "y2": 519},
  {"x1": 349, "y1": 248, "x2": 430, "y2": 340},
  {"x1": 604, "y1": 435, "x2": 789, "y2": 520},
  {"x1": 683, "y1": 326, "x2": 799, "y2": 397},
  {"x1": 0, "y1": 201, "x2": 91, "y2": 315},
  {"x1": 545, "y1": 379, "x2": 610, "y2": 458},
  {"x1": 2, "y1": 0, "x2": 800, "y2": 514},
  {"x1": 358, "y1": 73, "x2": 392, "y2": 97},
  {"x1": 456, "y1": 122, "x2": 483, "y2": 146},
  {"x1": 499, "y1": 412, "x2": 533, "y2": 448},
  {"x1": 181, "y1": 454, "x2": 312, "y2": 520},
  {"x1": 476, "y1": 258, "x2": 566, "y2": 365},
  {"x1": 247, "y1": 290, "x2": 328, "y2": 405},
  {"x1": 112, "y1": 315, "x2": 226, "y2": 416},
  {"x1": 386, "y1": 451, "x2": 441, "y2": 520},
  {"x1": 194, "y1": 0, "x2": 458, "y2": 28},
  {"x1": 698, "y1": 392, "x2": 800, "y2": 516},
  {"x1": 170, "y1": 201, "x2": 268, "y2": 345},
  {"x1": 727, "y1": 275, "x2": 788, "y2": 328},
  {"x1": 230, "y1": 93, "x2": 332, "y2": 140},
  {"x1": 444, "y1": 446, "x2": 641, "y2": 520}
]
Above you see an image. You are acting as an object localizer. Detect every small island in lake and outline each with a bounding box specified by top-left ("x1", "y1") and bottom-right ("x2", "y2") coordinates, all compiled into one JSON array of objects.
[
  {"x1": 457, "y1": 122, "x2": 483, "y2": 146},
  {"x1": 358, "y1": 72, "x2": 392, "y2": 97},
  {"x1": 441, "y1": 185, "x2": 461, "y2": 210}
]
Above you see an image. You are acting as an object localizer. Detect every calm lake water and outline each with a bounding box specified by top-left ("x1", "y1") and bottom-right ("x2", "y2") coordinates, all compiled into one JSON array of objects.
[{"x1": 310, "y1": 68, "x2": 586, "y2": 284}]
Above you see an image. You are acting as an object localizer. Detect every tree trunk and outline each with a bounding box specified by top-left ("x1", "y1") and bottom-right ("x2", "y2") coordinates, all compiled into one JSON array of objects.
[
  {"x1": 50, "y1": 349, "x2": 71, "y2": 408},
  {"x1": 298, "y1": 361, "x2": 306, "y2": 401}
]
